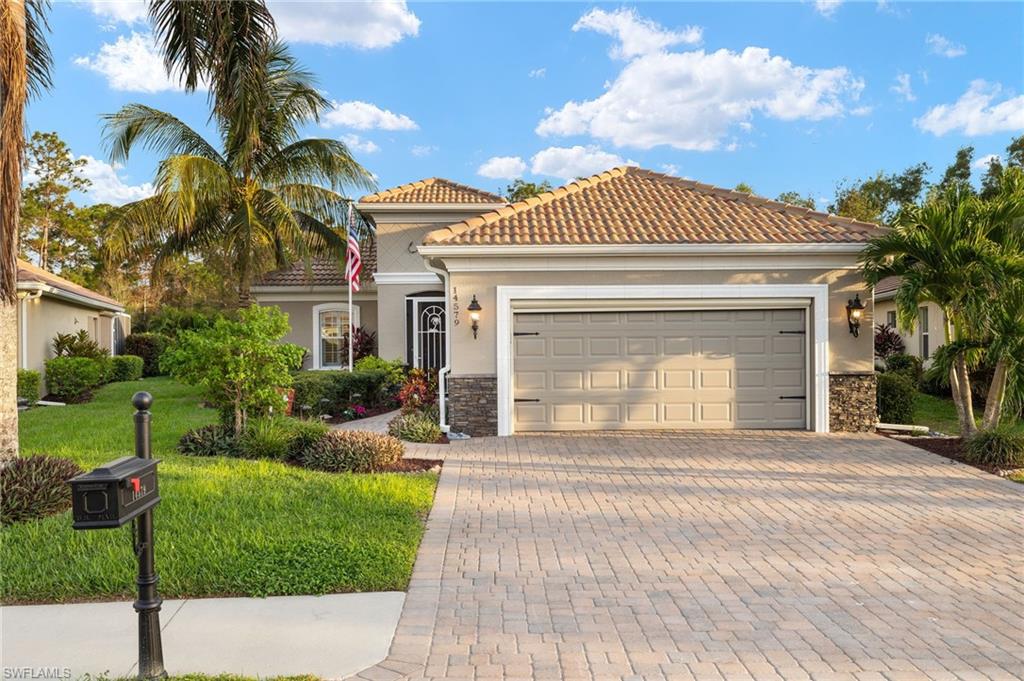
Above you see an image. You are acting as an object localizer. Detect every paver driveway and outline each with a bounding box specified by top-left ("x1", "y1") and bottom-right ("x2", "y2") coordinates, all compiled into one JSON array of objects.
[{"x1": 354, "y1": 432, "x2": 1023, "y2": 681}]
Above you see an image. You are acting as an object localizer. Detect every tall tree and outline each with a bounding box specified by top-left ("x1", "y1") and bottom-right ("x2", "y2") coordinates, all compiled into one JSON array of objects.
[
  {"x1": 504, "y1": 179, "x2": 552, "y2": 202},
  {"x1": 937, "y1": 146, "x2": 975, "y2": 193},
  {"x1": 830, "y1": 163, "x2": 929, "y2": 224},
  {"x1": 776, "y1": 191, "x2": 816, "y2": 210},
  {"x1": 20, "y1": 130, "x2": 90, "y2": 270},
  {"x1": 104, "y1": 43, "x2": 374, "y2": 304},
  {"x1": 1, "y1": 0, "x2": 52, "y2": 460},
  {"x1": 734, "y1": 182, "x2": 754, "y2": 194}
]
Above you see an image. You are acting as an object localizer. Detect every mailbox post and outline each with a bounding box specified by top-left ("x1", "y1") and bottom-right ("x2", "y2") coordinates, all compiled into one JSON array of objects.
[{"x1": 68, "y1": 392, "x2": 166, "y2": 679}]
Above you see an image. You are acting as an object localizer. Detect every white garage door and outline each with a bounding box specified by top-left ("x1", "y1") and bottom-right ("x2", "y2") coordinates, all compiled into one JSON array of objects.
[{"x1": 513, "y1": 309, "x2": 807, "y2": 431}]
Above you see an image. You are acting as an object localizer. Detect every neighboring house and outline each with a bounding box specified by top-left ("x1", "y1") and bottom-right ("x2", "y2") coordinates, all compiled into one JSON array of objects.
[
  {"x1": 16, "y1": 259, "x2": 131, "y2": 393},
  {"x1": 256, "y1": 167, "x2": 881, "y2": 435},
  {"x1": 873, "y1": 276, "x2": 946, "y2": 364}
]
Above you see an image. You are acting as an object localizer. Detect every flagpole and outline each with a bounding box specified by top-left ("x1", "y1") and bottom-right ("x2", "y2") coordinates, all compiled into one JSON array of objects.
[{"x1": 348, "y1": 274, "x2": 353, "y2": 372}]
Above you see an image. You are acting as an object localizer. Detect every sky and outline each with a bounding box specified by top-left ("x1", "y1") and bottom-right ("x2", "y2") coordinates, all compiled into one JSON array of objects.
[{"x1": 28, "y1": 1, "x2": 1024, "y2": 209}]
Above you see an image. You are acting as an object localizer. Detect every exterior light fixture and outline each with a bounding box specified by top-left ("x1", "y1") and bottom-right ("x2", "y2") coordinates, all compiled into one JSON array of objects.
[
  {"x1": 467, "y1": 295, "x2": 482, "y2": 339},
  {"x1": 846, "y1": 294, "x2": 865, "y2": 337}
]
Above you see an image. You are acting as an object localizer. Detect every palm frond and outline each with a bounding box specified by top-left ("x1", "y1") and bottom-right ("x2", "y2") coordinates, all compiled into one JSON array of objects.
[
  {"x1": 103, "y1": 104, "x2": 224, "y2": 164},
  {"x1": 259, "y1": 139, "x2": 375, "y2": 191},
  {"x1": 24, "y1": 0, "x2": 52, "y2": 98}
]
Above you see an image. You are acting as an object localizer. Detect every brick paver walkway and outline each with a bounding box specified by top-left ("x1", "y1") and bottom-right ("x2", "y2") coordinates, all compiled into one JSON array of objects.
[{"x1": 354, "y1": 432, "x2": 1024, "y2": 681}]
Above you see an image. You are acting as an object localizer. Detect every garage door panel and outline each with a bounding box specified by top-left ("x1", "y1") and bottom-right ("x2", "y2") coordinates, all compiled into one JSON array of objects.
[{"x1": 513, "y1": 309, "x2": 806, "y2": 431}]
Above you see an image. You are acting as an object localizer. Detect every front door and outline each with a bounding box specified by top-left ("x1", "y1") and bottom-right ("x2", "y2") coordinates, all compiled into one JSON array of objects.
[{"x1": 407, "y1": 295, "x2": 446, "y2": 370}]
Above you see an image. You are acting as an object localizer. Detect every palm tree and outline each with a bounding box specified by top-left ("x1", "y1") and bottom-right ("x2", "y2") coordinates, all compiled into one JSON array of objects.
[
  {"x1": 860, "y1": 186, "x2": 1022, "y2": 435},
  {"x1": 104, "y1": 43, "x2": 374, "y2": 303},
  {"x1": 1, "y1": 0, "x2": 51, "y2": 460}
]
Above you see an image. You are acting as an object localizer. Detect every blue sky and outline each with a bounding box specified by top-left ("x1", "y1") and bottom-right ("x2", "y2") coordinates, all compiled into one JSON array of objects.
[{"x1": 29, "y1": 1, "x2": 1024, "y2": 208}]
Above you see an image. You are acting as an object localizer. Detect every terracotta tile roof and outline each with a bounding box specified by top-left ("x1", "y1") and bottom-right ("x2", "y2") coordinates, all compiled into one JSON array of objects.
[
  {"x1": 254, "y1": 239, "x2": 377, "y2": 288},
  {"x1": 360, "y1": 177, "x2": 505, "y2": 205},
  {"x1": 874, "y1": 276, "x2": 901, "y2": 295},
  {"x1": 17, "y1": 259, "x2": 124, "y2": 309},
  {"x1": 424, "y1": 167, "x2": 880, "y2": 246}
]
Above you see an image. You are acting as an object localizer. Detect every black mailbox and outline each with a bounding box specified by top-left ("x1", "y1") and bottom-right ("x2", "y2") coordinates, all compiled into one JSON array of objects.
[{"x1": 69, "y1": 456, "x2": 161, "y2": 529}]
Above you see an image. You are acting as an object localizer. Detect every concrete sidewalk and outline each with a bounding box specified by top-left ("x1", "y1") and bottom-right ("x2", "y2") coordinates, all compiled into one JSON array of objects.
[
  {"x1": 1, "y1": 592, "x2": 404, "y2": 680},
  {"x1": 330, "y1": 409, "x2": 399, "y2": 434}
]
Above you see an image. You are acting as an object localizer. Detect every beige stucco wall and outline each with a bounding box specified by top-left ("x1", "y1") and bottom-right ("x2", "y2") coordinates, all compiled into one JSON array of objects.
[
  {"x1": 18, "y1": 295, "x2": 129, "y2": 394},
  {"x1": 874, "y1": 299, "x2": 945, "y2": 363},
  {"x1": 441, "y1": 263, "x2": 873, "y2": 377},
  {"x1": 376, "y1": 282, "x2": 444, "y2": 362},
  {"x1": 256, "y1": 295, "x2": 378, "y2": 369},
  {"x1": 376, "y1": 222, "x2": 440, "y2": 273}
]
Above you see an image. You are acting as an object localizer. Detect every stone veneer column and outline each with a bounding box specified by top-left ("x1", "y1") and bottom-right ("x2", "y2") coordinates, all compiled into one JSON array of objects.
[
  {"x1": 447, "y1": 375, "x2": 498, "y2": 436},
  {"x1": 829, "y1": 373, "x2": 877, "y2": 432}
]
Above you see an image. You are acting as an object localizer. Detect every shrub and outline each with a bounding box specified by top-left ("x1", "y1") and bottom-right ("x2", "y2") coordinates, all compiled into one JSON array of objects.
[
  {"x1": 350, "y1": 326, "x2": 377, "y2": 361},
  {"x1": 286, "y1": 419, "x2": 330, "y2": 460},
  {"x1": 161, "y1": 305, "x2": 304, "y2": 435},
  {"x1": 177, "y1": 424, "x2": 239, "y2": 457},
  {"x1": 354, "y1": 356, "x2": 406, "y2": 390},
  {"x1": 874, "y1": 324, "x2": 905, "y2": 360},
  {"x1": 53, "y1": 329, "x2": 107, "y2": 360},
  {"x1": 388, "y1": 411, "x2": 442, "y2": 443},
  {"x1": 239, "y1": 416, "x2": 297, "y2": 460},
  {"x1": 300, "y1": 430, "x2": 404, "y2": 473},
  {"x1": 963, "y1": 426, "x2": 1024, "y2": 469},
  {"x1": 291, "y1": 371, "x2": 335, "y2": 417},
  {"x1": 397, "y1": 368, "x2": 438, "y2": 413},
  {"x1": 137, "y1": 306, "x2": 220, "y2": 337},
  {"x1": 877, "y1": 372, "x2": 916, "y2": 424},
  {"x1": 44, "y1": 356, "x2": 103, "y2": 402},
  {"x1": 107, "y1": 355, "x2": 144, "y2": 382},
  {"x1": 17, "y1": 369, "x2": 40, "y2": 403},
  {"x1": 331, "y1": 368, "x2": 391, "y2": 408},
  {"x1": 1, "y1": 456, "x2": 83, "y2": 525},
  {"x1": 125, "y1": 333, "x2": 172, "y2": 377},
  {"x1": 885, "y1": 353, "x2": 924, "y2": 386}
]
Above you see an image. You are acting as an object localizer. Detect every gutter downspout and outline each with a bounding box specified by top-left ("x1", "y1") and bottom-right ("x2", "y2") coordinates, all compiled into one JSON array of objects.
[{"x1": 422, "y1": 258, "x2": 452, "y2": 432}]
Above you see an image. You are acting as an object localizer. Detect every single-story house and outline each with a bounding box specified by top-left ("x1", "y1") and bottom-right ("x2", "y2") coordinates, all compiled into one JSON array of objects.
[
  {"x1": 256, "y1": 167, "x2": 881, "y2": 436},
  {"x1": 873, "y1": 276, "x2": 946, "y2": 364},
  {"x1": 16, "y1": 259, "x2": 131, "y2": 393}
]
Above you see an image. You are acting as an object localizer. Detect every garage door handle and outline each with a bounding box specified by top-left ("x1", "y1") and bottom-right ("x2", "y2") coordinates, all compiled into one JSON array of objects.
[
  {"x1": 779, "y1": 330, "x2": 806, "y2": 335},
  {"x1": 514, "y1": 398, "x2": 541, "y2": 403},
  {"x1": 514, "y1": 332, "x2": 540, "y2": 337},
  {"x1": 779, "y1": 395, "x2": 806, "y2": 400}
]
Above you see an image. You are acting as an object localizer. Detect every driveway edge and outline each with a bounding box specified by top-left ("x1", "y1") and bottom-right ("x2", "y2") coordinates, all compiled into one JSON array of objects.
[{"x1": 348, "y1": 454, "x2": 463, "y2": 680}]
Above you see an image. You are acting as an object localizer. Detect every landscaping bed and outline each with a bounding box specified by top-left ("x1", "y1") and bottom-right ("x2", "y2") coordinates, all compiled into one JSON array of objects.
[
  {"x1": 892, "y1": 434, "x2": 1024, "y2": 480},
  {"x1": 3, "y1": 378, "x2": 438, "y2": 604}
]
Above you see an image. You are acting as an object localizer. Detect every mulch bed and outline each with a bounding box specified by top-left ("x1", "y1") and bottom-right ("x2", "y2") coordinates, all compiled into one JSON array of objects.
[
  {"x1": 892, "y1": 435, "x2": 1020, "y2": 477},
  {"x1": 379, "y1": 458, "x2": 443, "y2": 473}
]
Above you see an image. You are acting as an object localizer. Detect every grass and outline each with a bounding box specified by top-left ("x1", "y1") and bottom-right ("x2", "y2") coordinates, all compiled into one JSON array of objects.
[
  {"x1": 3, "y1": 378, "x2": 437, "y2": 604},
  {"x1": 912, "y1": 391, "x2": 963, "y2": 434}
]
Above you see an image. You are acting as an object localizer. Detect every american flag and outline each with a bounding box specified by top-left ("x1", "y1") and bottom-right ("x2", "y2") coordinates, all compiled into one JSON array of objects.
[{"x1": 344, "y1": 204, "x2": 362, "y2": 292}]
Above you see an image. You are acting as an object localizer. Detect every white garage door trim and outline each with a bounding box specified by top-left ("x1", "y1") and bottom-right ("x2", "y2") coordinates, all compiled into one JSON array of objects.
[{"x1": 496, "y1": 284, "x2": 830, "y2": 436}]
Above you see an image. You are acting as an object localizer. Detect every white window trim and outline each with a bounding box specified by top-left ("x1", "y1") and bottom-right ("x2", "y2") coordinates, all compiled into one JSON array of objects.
[
  {"x1": 311, "y1": 302, "x2": 360, "y2": 370},
  {"x1": 495, "y1": 284, "x2": 831, "y2": 437},
  {"x1": 374, "y1": 272, "x2": 441, "y2": 285}
]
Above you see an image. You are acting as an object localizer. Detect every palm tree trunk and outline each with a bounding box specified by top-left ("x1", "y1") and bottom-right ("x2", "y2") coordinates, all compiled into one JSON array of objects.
[
  {"x1": 955, "y1": 355, "x2": 977, "y2": 436},
  {"x1": 981, "y1": 356, "x2": 1008, "y2": 430},
  {"x1": 0, "y1": 0, "x2": 28, "y2": 462}
]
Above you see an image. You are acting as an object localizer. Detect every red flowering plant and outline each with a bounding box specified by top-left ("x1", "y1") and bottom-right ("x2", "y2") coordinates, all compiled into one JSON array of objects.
[{"x1": 397, "y1": 368, "x2": 438, "y2": 414}]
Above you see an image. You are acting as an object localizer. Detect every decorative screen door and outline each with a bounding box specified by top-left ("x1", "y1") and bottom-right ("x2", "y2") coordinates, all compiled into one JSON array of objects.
[{"x1": 409, "y1": 296, "x2": 446, "y2": 371}]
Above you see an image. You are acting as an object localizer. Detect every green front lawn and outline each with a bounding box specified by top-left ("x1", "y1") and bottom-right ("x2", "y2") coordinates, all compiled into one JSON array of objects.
[
  {"x1": 2, "y1": 378, "x2": 437, "y2": 604},
  {"x1": 912, "y1": 391, "x2": 962, "y2": 434}
]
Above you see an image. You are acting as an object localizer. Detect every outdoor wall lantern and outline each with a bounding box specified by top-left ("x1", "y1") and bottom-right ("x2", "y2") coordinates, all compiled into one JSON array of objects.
[
  {"x1": 846, "y1": 294, "x2": 865, "y2": 337},
  {"x1": 467, "y1": 295, "x2": 482, "y2": 339}
]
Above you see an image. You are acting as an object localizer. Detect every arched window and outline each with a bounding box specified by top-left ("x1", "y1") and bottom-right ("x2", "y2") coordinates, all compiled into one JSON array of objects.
[{"x1": 312, "y1": 303, "x2": 360, "y2": 370}]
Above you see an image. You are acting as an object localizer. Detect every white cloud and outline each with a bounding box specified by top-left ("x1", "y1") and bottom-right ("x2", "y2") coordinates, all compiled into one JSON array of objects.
[
  {"x1": 74, "y1": 32, "x2": 185, "y2": 93},
  {"x1": 340, "y1": 134, "x2": 379, "y2": 154},
  {"x1": 660, "y1": 163, "x2": 680, "y2": 176},
  {"x1": 268, "y1": 0, "x2": 420, "y2": 48},
  {"x1": 573, "y1": 8, "x2": 701, "y2": 60},
  {"x1": 410, "y1": 145, "x2": 438, "y2": 157},
  {"x1": 529, "y1": 68, "x2": 546, "y2": 79},
  {"x1": 323, "y1": 101, "x2": 418, "y2": 131},
  {"x1": 81, "y1": 0, "x2": 147, "y2": 25},
  {"x1": 915, "y1": 80, "x2": 1024, "y2": 136},
  {"x1": 973, "y1": 153, "x2": 1000, "y2": 171},
  {"x1": 814, "y1": 0, "x2": 843, "y2": 18},
  {"x1": 79, "y1": 156, "x2": 154, "y2": 205},
  {"x1": 530, "y1": 145, "x2": 636, "y2": 181},
  {"x1": 477, "y1": 156, "x2": 527, "y2": 179},
  {"x1": 890, "y1": 72, "x2": 915, "y2": 102},
  {"x1": 537, "y1": 45, "x2": 865, "y2": 151},
  {"x1": 926, "y1": 33, "x2": 966, "y2": 58}
]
